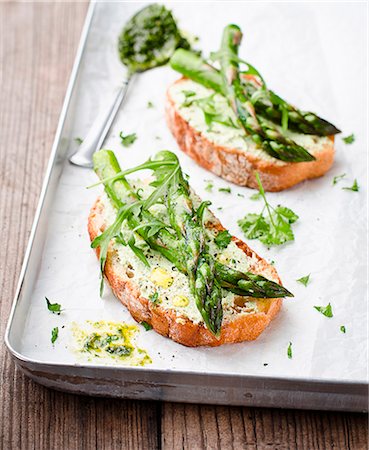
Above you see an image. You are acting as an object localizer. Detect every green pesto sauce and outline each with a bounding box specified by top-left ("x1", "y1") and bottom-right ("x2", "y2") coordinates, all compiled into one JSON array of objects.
[
  {"x1": 72, "y1": 321, "x2": 151, "y2": 366},
  {"x1": 118, "y1": 3, "x2": 190, "y2": 74}
]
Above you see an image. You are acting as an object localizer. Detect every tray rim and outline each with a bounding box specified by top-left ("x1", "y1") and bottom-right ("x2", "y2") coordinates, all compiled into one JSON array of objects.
[
  {"x1": 4, "y1": 1, "x2": 368, "y2": 410},
  {"x1": 4, "y1": 1, "x2": 97, "y2": 357}
]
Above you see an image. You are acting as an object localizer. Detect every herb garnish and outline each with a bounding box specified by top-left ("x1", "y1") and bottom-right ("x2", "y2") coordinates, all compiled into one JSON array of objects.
[
  {"x1": 45, "y1": 297, "x2": 63, "y2": 315},
  {"x1": 141, "y1": 321, "x2": 153, "y2": 331},
  {"x1": 296, "y1": 274, "x2": 310, "y2": 287},
  {"x1": 340, "y1": 325, "x2": 346, "y2": 334},
  {"x1": 314, "y1": 303, "x2": 333, "y2": 318},
  {"x1": 74, "y1": 137, "x2": 83, "y2": 145},
  {"x1": 218, "y1": 187, "x2": 231, "y2": 194},
  {"x1": 287, "y1": 342, "x2": 292, "y2": 359},
  {"x1": 149, "y1": 292, "x2": 159, "y2": 304},
  {"x1": 214, "y1": 230, "x2": 232, "y2": 249},
  {"x1": 342, "y1": 179, "x2": 359, "y2": 192},
  {"x1": 332, "y1": 173, "x2": 346, "y2": 185},
  {"x1": 237, "y1": 193, "x2": 245, "y2": 198},
  {"x1": 204, "y1": 180, "x2": 214, "y2": 192},
  {"x1": 249, "y1": 192, "x2": 261, "y2": 201},
  {"x1": 238, "y1": 173, "x2": 299, "y2": 246},
  {"x1": 342, "y1": 134, "x2": 355, "y2": 144},
  {"x1": 51, "y1": 327, "x2": 59, "y2": 344},
  {"x1": 120, "y1": 132, "x2": 137, "y2": 147},
  {"x1": 147, "y1": 101, "x2": 154, "y2": 108}
]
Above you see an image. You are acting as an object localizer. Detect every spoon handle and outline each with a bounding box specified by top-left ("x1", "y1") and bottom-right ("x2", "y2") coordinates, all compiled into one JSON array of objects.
[{"x1": 69, "y1": 78, "x2": 131, "y2": 168}]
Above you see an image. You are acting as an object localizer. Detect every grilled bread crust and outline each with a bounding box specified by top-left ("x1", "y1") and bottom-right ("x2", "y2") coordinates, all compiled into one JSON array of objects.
[
  {"x1": 88, "y1": 197, "x2": 283, "y2": 347},
  {"x1": 166, "y1": 78, "x2": 335, "y2": 192}
]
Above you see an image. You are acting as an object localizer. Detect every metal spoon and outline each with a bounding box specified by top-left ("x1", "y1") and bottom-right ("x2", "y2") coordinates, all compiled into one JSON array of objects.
[{"x1": 69, "y1": 3, "x2": 190, "y2": 168}]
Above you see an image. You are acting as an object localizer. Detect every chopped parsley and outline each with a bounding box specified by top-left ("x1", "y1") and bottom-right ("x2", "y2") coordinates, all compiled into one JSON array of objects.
[
  {"x1": 340, "y1": 325, "x2": 346, "y2": 334},
  {"x1": 296, "y1": 274, "x2": 310, "y2": 287},
  {"x1": 314, "y1": 303, "x2": 333, "y2": 318},
  {"x1": 204, "y1": 180, "x2": 213, "y2": 192},
  {"x1": 237, "y1": 193, "x2": 245, "y2": 198},
  {"x1": 155, "y1": 136, "x2": 161, "y2": 140},
  {"x1": 141, "y1": 321, "x2": 153, "y2": 331},
  {"x1": 214, "y1": 230, "x2": 232, "y2": 249},
  {"x1": 45, "y1": 297, "x2": 63, "y2": 315},
  {"x1": 342, "y1": 179, "x2": 359, "y2": 192},
  {"x1": 51, "y1": 327, "x2": 59, "y2": 344},
  {"x1": 74, "y1": 137, "x2": 83, "y2": 145},
  {"x1": 119, "y1": 131, "x2": 137, "y2": 147},
  {"x1": 149, "y1": 292, "x2": 159, "y2": 304},
  {"x1": 147, "y1": 101, "x2": 154, "y2": 108},
  {"x1": 342, "y1": 134, "x2": 355, "y2": 144},
  {"x1": 332, "y1": 173, "x2": 346, "y2": 185},
  {"x1": 218, "y1": 187, "x2": 231, "y2": 194},
  {"x1": 249, "y1": 192, "x2": 261, "y2": 201},
  {"x1": 287, "y1": 342, "x2": 292, "y2": 359},
  {"x1": 238, "y1": 173, "x2": 298, "y2": 246}
]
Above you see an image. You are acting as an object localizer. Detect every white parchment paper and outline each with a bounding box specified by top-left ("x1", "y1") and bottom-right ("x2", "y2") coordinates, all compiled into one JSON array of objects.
[{"x1": 20, "y1": 2, "x2": 367, "y2": 383}]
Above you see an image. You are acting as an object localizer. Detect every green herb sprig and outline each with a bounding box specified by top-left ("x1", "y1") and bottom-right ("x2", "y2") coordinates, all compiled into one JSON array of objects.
[
  {"x1": 342, "y1": 134, "x2": 355, "y2": 144},
  {"x1": 46, "y1": 297, "x2": 63, "y2": 315},
  {"x1": 238, "y1": 173, "x2": 298, "y2": 246},
  {"x1": 296, "y1": 274, "x2": 310, "y2": 287},
  {"x1": 314, "y1": 303, "x2": 333, "y2": 318},
  {"x1": 342, "y1": 179, "x2": 359, "y2": 192},
  {"x1": 120, "y1": 132, "x2": 137, "y2": 147},
  {"x1": 51, "y1": 327, "x2": 59, "y2": 344}
]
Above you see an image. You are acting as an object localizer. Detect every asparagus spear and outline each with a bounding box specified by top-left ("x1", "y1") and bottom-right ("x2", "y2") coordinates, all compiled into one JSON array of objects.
[
  {"x1": 243, "y1": 79, "x2": 340, "y2": 136},
  {"x1": 217, "y1": 25, "x2": 315, "y2": 162},
  {"x1": 92, "y1": 150, "x2": 293, "y2": 333},
  {"x1": 170, "y1": 49, "x2": 339, "y2": 137}
]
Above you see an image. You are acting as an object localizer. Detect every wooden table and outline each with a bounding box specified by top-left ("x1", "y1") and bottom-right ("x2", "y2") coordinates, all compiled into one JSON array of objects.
[{"x1": 0, "y1": 3, "x2": 367, "y2": 449}]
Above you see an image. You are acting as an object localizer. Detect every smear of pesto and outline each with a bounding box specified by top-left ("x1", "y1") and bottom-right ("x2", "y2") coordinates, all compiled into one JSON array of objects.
[
  {"x1": 72, "y1": 321, "x2": 151, "y2": 366},
  {"x1": 118, "y1": 4, "x2": 190, "y2": 75}
]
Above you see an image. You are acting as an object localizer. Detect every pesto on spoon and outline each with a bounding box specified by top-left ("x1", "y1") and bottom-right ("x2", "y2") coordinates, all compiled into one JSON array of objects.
[{"x1": 70, "y1": 4, "x2": 190, "y2": 168}]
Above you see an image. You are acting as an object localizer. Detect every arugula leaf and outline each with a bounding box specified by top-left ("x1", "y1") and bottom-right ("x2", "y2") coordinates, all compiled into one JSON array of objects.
[
  {"x1": 296, "y1": 274, "x2": 310, "y2": 287},
  {"x1": 287, "y1": 342, "x2": 292, "y2": 359},
  {"x1": 340, "y1": 325, "x2": 346, "y2": 334},
  {"x1": 332, "y1": 173, "x2": 346, "y2": 185},
  {"x1": 149, "y1": 292, "x2": 159, "y2": 304},
  {"x1": 74, "y1": 137, "x2": 83, "y2": 145},
  {"x1": 218, "y1": 187, "x2": 231, "y2": 194},
  {"x1": 127, "y1": 235, "x2": 150, "y2": 267},
  {"x1": 91, "y1": 202, "x2": 141, "y2": 296},
  {"x1": 342, "y1": 179, "x2": 359, "y2": 192},
  {"x1": 119, "y1": 132, "x2": 137, "y2": 147},
  {"x1": 238, "y1": 173, "x2": 298, "y2": 246},
  {"x1": 214, "y1": 230, "x2": 232, "y2": 249},
  {"x1": 249, "y1": 192, "x2": 261, "y2": 201},
  {"x1": 342, "y1": 133, "x2": 355, "y2": 144},
  {"x1": 51, "y1": 327, "x2": 59, "y2": 344},
  {"x1": 45, "y1": 297, "x2": 63, "y2": 314},
  {"x1": 147, "y1": 101, "x2": 154, "y2": 108},
  {"x1": 141, "y1": 321, "x2": 152, "y2": 331},
  {"x1": 314, "y1": 303, "x2": 333, "y2": 318}
]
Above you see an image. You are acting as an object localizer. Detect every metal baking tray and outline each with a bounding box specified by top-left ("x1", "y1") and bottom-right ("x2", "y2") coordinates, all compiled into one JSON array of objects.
[{"x1": 5, "y1": 2, "x2": 368, "y2": 411}]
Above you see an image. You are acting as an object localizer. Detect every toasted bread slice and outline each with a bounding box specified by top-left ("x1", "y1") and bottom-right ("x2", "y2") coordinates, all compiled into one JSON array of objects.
[
  {"x1": 166, "y1": 78, "x2": 335, "y2": 192},
  {"x1": 88, "y1": 187, "x2": 283, "y2": 347}
]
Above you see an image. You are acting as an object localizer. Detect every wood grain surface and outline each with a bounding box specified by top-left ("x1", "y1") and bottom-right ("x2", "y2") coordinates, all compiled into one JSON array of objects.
[{"x1": 0, "y1": 3, "x2": 367, "y2": 450}]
